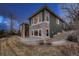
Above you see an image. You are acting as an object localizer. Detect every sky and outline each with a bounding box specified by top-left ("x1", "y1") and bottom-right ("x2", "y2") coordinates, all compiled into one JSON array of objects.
[{"x1": 0, "y1": 3, "x2": 65, "y2": 30}]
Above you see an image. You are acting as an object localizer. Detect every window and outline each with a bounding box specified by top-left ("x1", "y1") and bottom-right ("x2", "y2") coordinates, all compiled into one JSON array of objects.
[
  {"x1": 32, "y1": 29, "x2": 42, "y2": 36},
  {"x1": 34, "y1": 17, "x2": 38, "y2": 24},
  {"x1": 45, "y1": 10, "x2": 49, "y2": 21},
  {"x1": 39, "y1": 13, "x2": 42, "y2": 22},
  {"x1": 31, "y1": 18, "x2": 33, "y2": 25},
  {"x1": 46, "y1": 29, "x2": 49, "y2": 36},
  {"x1": 46, "y1": 16, "x2": 49, "y2": 21},
  {"x1": 34, "y1": 30, "x2": 38, "y2": 36},
  {"x1": 33, "y1": 15, "x2": 39, "y2": 24},
  {"x1": 32, "y1": 31, "x2": 33, "y2": 35},
  {"x1": 56, "y1": 19, "x2": 60, "y2": 25},
  {"x1": 39, "y1": 30, "x2": 41, "y2": 36}
]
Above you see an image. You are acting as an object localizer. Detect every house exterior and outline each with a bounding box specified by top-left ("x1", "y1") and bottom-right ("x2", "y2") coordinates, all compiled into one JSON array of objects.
[
  {"x1": 20, "y1": 23, "x2": 29, "y2": 38},
  {"x1": 29, "y1": 6, "x2": 65, "y2": 39}
]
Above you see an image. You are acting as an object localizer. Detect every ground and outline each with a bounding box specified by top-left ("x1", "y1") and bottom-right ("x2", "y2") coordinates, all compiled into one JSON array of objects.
[{"x1": 0, "y1": 36, "x2": 79, "y2": 56}]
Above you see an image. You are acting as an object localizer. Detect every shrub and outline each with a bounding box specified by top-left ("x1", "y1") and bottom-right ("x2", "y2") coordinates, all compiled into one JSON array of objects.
[{"x1": 66, "y1": 34, "x2": 78, "y2": 42}]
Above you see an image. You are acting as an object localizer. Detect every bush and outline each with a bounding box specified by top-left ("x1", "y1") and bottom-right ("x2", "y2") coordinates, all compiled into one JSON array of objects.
[
  {"x1": 0, "y1": 30, "x2": 10, "y2": 38},
  {"x1": 0, "y1": 30, "x2": 5, "y2": 34},
  {"x1": 66, "y1": 34, "x2": 78, "y2": 42}
]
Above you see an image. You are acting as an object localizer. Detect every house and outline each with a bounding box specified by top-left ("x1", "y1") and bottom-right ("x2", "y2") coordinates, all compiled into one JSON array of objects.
[
  {"x1": 20, "y1": 23, "x2": 29, "y2": 38},
  {"x1": 29, "y1": 6, "x2": 65, "y2": 39}
]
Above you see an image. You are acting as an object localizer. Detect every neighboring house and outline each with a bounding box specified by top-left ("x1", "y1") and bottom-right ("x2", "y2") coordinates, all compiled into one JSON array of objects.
[
  {"x1": 29, "y1": 6, "x2": 65, "y2": 39},
  {"x1": 20, "y1": 23, "x2": 29, "y2": 38}
]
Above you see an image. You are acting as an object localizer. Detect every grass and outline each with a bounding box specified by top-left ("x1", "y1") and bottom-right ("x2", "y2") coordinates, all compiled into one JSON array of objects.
[{"x1": 0, "y1": 36, "x2": 79, "y2": 56}]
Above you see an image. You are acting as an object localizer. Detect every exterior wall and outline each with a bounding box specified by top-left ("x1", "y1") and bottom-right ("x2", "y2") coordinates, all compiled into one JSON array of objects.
[
  {"x1": 20, "y1": 24, "x2": 25, "y2": 38},
  {"x1": 29, "y1": 9, "x2": 63, "y2": 39},
  {"x1": 50, "y1": 14, "x2": 63, "y2": 38},
  {"x1": 29, "y1": 22, "x2": 49, "y2": 37},
  {"x1": 29, "y1": 11, "x2": 50, "y2": 38},
  {"x1": 25, "y1": 24, "x2": 29, "y2": 37}
]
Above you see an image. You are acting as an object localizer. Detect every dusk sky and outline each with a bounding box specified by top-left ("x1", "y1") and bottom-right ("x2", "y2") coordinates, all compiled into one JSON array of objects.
[{"x1": 0, "y1": 3, "x2": 65, "y2": 30}]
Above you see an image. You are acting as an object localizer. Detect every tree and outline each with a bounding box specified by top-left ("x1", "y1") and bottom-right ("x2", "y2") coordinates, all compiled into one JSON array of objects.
[
  {"x1": 0, "y1": 9, "x2": 17, "y2": 34},
  {"x1": 61, "y1": 4, "x2": 79, "y2": 30},
  {"x1": 61, "y1": 4, "x2": 79, "y2": 42}
]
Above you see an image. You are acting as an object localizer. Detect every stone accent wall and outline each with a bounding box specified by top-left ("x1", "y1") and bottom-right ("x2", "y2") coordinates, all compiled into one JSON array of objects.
[{"x1": 29, "y1": 22, "x2": 49, "y2": 37}]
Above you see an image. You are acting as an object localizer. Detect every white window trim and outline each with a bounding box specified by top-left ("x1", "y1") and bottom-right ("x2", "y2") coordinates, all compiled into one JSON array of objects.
[
  {"x1": 31, "y1": 12, "x2": 50, "y2": 26},
  {"x1": 31, "y1": 29, "x2": 42, "y2": 37},
  {"x1": 44, "y1": 10, "x2": 50, "y2": 22},
  {"x1": 46, "y1": 28, "x2": 50, "y2": 37},
  {"x1": 56, "y1": 19, "x2": 60, "y2": 25},
  {"x1": 31, "y1": 21, "x2": 49, "y2": 27},
  {"x1": 31, "y1": 30, "x2": 34, "y2": 36}
]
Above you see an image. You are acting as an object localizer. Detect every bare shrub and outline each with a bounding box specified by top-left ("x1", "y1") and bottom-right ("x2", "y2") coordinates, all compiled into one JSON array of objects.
[
  {"x1": 60, "y1": 43, "x2": 79, "y2": 56},
  {"x1": 66, "y1": 34, "x2": 78, "y2": 42},
  {"x1": 39, "y1": 40, "x2": 44, "y2": 45}
]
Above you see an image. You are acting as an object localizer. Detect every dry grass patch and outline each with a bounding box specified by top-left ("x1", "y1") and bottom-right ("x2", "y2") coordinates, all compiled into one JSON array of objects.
[{"x1": 0, "y1": 36, "x2": 79, "y2": 56}]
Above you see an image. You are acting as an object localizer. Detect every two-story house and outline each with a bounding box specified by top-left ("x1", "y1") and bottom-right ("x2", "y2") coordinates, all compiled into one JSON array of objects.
[{"x1": 29, "y1": 6, "x2": 65, "y2": 39}]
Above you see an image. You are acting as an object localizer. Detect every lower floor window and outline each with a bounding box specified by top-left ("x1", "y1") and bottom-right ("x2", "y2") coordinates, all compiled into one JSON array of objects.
[
  {"x1": 31, "y1": 29, "x2": 42, "y2": 36},
  {"x1": 34, "y1": 30, "x2": 38, "y2": 36},
  {"x1": 46, "y1": 29, "x2": 49, "y2": 36},
  {"x1": 32, "y1": 31, "x2": 33, "y2": 35},
  {"x1": 39, "y1": 30, "x2": 41, "y2": 36},
  {"x1": 32, "y1": 29, "x2": 49, "y2": 36}
]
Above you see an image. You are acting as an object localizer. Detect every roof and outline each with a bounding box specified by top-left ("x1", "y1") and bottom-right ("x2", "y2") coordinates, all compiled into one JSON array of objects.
[{"x1": 28, "y1": 5, "x2": 65, "y2": 23}]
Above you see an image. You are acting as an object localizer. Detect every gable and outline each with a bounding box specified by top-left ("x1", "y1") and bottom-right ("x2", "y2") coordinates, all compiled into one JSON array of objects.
[{"x1": 29, "y1": 6, "x2": 65, "y2": 23}]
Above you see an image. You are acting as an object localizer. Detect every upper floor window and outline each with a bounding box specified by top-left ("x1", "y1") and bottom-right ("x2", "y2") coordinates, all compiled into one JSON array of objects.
[
  {"x1": 46, "y1": 16, "x2": 49, "y2": 21},
  {"x1": 39, "y1": 13, "x2": 42, "y2": 22},
  {"x1": 56, "y1": 19, "x2": 60, "y2": 25},
  {"x1": 34, "y1": 30, "x2": 38, "y2": 36},
  {"x1": 34, "y1": 16, "x2": 38, "y2": 24},
  {"x1": 31, "y1": 13, "x2": 43, "y2": 25},
  {"x1": 45, "y1": 10, "x2": 49, "y2": 21}
]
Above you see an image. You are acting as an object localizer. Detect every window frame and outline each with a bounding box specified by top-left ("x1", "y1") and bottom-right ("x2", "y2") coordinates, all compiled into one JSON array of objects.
[
  {"x1": 56, "y1": 18, "x2": 60, "y2": 25},
  {"x1": 34, "y1": 29, "x2": 38, "y2": 36},
  {"x1": 38, "y1": 29, "x2": 41, "y2": 36},
  {"x1": 31, "y1": 29, "x2": 42, "y2": 37},
  {"x1": 46, "y1": 28, "x2": 49, "y2": 36},
  {"x1": 44, "y1": 10, "x2": 50, "y2": 22}
]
